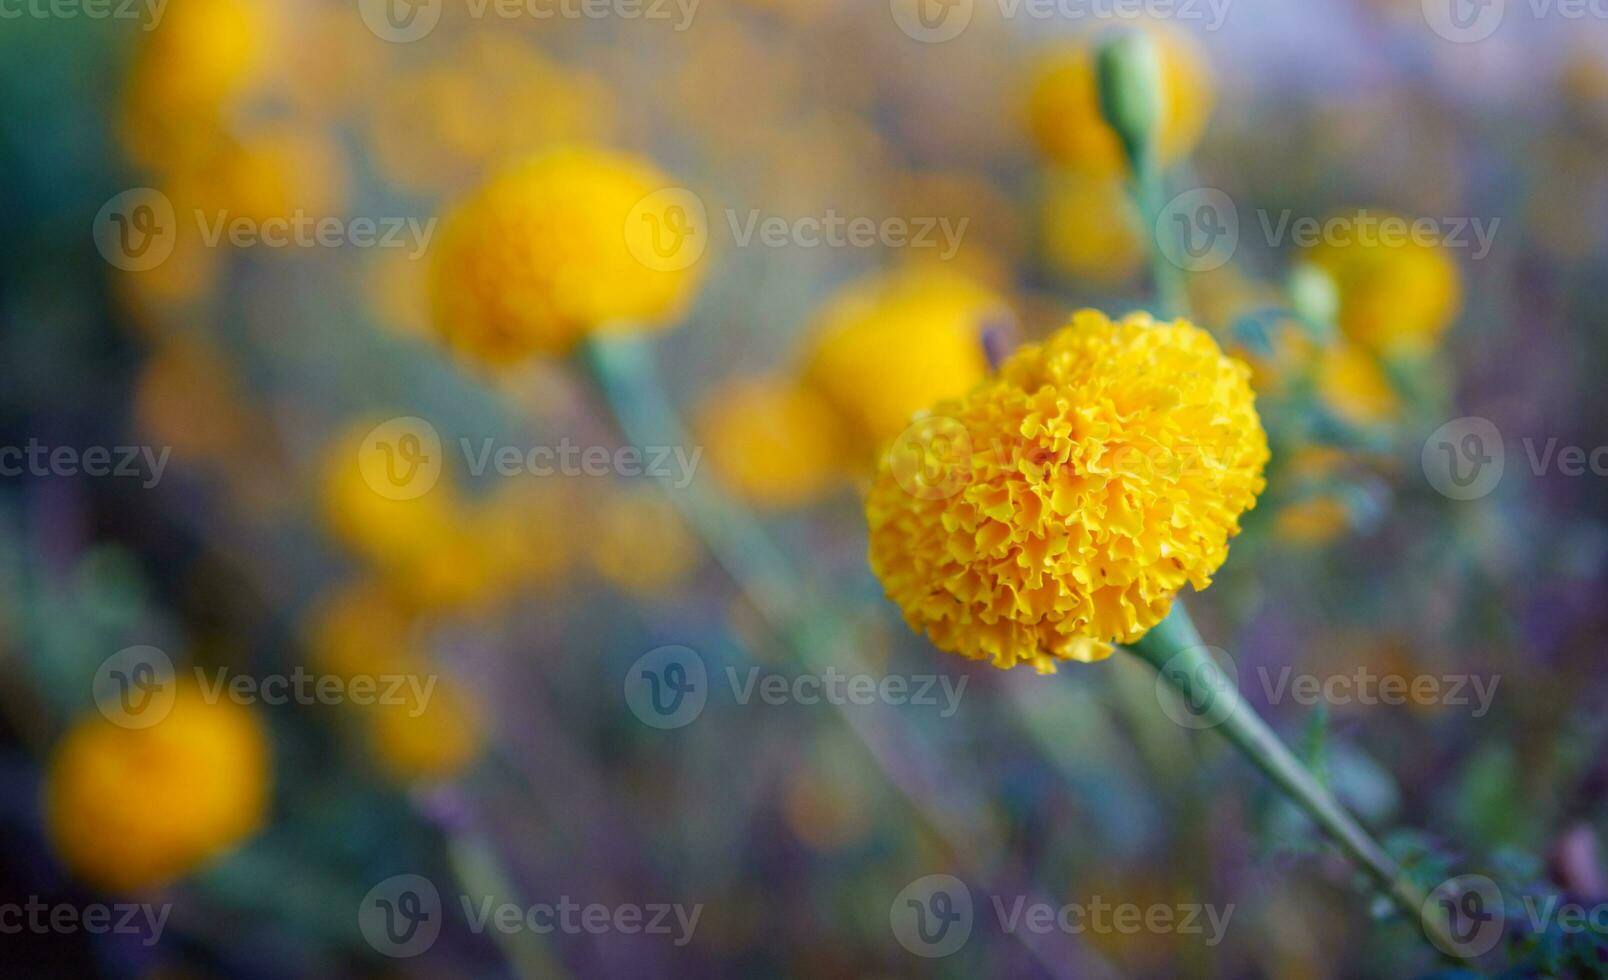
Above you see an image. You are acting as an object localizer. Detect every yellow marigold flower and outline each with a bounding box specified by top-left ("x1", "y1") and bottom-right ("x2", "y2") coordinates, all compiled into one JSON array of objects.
[
  {"x1": 367, "y1": 675, "x2": 483, "y2": 782},
  {"x1": 1027, "y1": 27, "x2": 1213, "y2": 176},
  {"x1": 1040, "y1": 172, "x2": 1144, "y2": 285},
  {"x1": 1303, "y1": 210, "x2": 1461, "y2": 356},
  {"x1": 1317, "y1": 344, "x2": 1401, "y2": 427},
  {"x1": 1274, "y1": 496, "x2": 1351, "y2": 546},
  {"x1": 167, "y1": 122, "x2": 349, "y2": 227},
  {"x1": 866, "y1": 310, "x2": 1268, "y2": 672},
  {"x1": 801, "y1": 268, "x2": 1006, "y2": 457},
  {"x1": 44, "y1": 686, "x2": 268, "y2": 892},
  {"x1": 694, "y1": 376, "x2": 846, "y2": 508},
  {"x1": 304, "y1": 580, "x2": 417, "y2": 680},
  {"x1": 430, "y1": 146, "x2": 705, "y2": 363},
  {"x1": 121, "y1": 0, "x2": 278, "y2": 172},
  {"x1": 589, "y1": 487, "x2": 700, "y2": 598},
  {"x1": 319, "y1": 423, "x2": 465, "y2": 577}
]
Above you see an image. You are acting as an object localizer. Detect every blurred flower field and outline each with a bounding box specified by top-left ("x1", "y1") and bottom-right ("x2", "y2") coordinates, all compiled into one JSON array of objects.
[{"x1": 2, "y1": 0, "x2": 1608, "y2": 977}]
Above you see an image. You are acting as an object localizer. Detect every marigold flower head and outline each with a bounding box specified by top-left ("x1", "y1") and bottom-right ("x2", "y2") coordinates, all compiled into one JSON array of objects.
[
  {"x1": 431, "y1": 146, "x2": 705, "y2": 363},
  {"x1": 694, "y1": 375, "x2": 847, "y2": 508},
  {"x1": 1027, "y1": 26, "x2": 1213, "y2": 176},
  {"x1": 1041, "y1": 173, "x2": 1144, "y2": 285},
  {"x1": 801, "y1": 268, "x2": 1006, "y2": 458},
  {"x1": 1303, "y1": 209, "x2": 1461, "y2": 356},
  {"x1": 866, "y1": 310, "x2": 1268, "y2": 672},
  {"x1": 1317, "y1": 343, "x2": 1401, "y2": 427},
  {"x1": 588, "y1": 487, "x2": 700, "y2": 597},
  {"x1": 44, "y1": 685, "x2": 268, "y2": 891}
]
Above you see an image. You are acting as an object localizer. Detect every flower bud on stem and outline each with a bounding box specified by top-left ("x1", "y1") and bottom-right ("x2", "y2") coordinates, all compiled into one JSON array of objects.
[{"x1": 1096, "y1": 31, "x2": 1187, "y2": 318}]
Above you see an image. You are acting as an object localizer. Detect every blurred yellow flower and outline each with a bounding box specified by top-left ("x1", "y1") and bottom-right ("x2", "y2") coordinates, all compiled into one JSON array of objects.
[
  {"x1": 694, "y1": 376, "x2": 846, "y2": 508},
  {"x1": 366, "y1": 672, "x2": 483, "y2": 782},
  {"x1": 121, "y1": 0, "x2": 277, "y2": 172},
  {"x1": 1304, "y1": 210, "x2": 1462, "y2": 356},
  {"x1": 166, "y1": 121, "x2": 349, "y2": 227},
  {"x1": 1317, "y1": 343, "x2": 1402, "y2": 427},
  {"x1": 1040, "y1": 172, "x2": 1144, "y2": 284},
  {"x1": 866, "y1": 310, "x2": 1267, "y2": 671},
  {"x1": 1274, "y1": 496, "x2": 1351, "y2": 546},
  {"x1": 801, "y1": 268, "x2": 1005, "y2": 458},
  {"x1": 589, "y1": 487, "x2": 700, "y2": 598},
  {"x1": 368, "y1": 36, "x2": 615, "y2": 195},
  {"x1": 304, "y1": 580, "x2": 418, "y2": 681},
  {"x1": 44, "y1": 686, "x2": 268, "y2": 892},
  {"x1": 1027, "y1": 27, "x2": 1213, "y2": 176},
  {"x1": 319, "y1": 423, "x2": 466, "y2": 582},
  {"x1": 431, "y1": 146, "x2": 706, "y2": 363}
]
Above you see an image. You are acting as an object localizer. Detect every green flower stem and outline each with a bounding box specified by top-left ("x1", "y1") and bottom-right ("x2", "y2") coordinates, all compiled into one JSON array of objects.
[
  {"x1": 579, "y1": 333, "x2": 1118, "y2": 978},
  {"x1": 1129, "y1": 143, "x2": 1188, "y2": 321},
  {"x1": 1126, "y1": 602, "x2": 1457, "y2": 957}
]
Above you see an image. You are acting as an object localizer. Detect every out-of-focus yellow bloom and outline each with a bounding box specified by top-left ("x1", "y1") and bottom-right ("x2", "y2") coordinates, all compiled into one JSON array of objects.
[
  {"x1": 801, "y1": 268, "x2": 1005, "y2": 457},
  {"x1": 1274, "y1": 496, "x2": 1351, "y2": 546},
  {"x1": 319, "y1": 424, "x2": 466, "y2": 580},
  {"x1": 121, "y1": 0, "x2": 277, "y2": 171},
  {"x1": 1317, "y1": 344, "x2": 1401, "y2": 427},
  {"x1": 589, "y1": 487, "x2": 700, "y2": 597},
  {"x1": 167, "y1": 122, "x2": 349, "y2": 227},
  {"x1": 304, "y1": 580, "x2": 418, "y2": 680},
  {"x1": 133, "y1": 342, "x2": 252, "y2": 464},
  {"x1": 694, "y1": 376, "x2": 846, "y2": 508},
  {"x1": 366, "y1": 676, "x2": 482, "y2": 781},
  {"x1": 866, "y1": 311, "x2": 1268, "y2": 672},
  {"x1": 44, "y1": 686, "x2": 268, "y2": 892},
  {"x1": 431, "y1": 146, "x2": 705, "y2": 363},
  {"x1": 1027, "y1": 27, "x2": 1213, "y2": 175},
  {"x1": 469, "y1": 479, "x2": 572, "y2": 594},
  {"x1": 1304, "y1": 210, "x2": 1461, "y2": 356},
  {"x1": 368, "y1": 36, "x2": 614, "y2": 195},
  {"x1": 1040, "y1": 172, "x2": 1144, "y2": 284}
]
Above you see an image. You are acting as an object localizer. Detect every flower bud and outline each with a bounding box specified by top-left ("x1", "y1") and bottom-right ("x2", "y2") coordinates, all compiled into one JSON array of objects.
[{"x1": 1096, "y1": 31, "x2": 1165, "y2": 169}]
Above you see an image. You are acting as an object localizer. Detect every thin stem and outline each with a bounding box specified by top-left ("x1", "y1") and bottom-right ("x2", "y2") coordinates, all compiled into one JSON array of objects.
[
  {"x1": 1130, "y1": 144, "x2": 1188, "y2": 320},
  {"x1": 1126, "y1": 603, "x2": 1459, "y2": 959}
]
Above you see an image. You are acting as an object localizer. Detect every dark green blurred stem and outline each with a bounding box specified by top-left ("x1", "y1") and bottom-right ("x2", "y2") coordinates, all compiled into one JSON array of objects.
[
  {"x1": 577, "y1": 335, "x2": 808, "y2": 633},
  {"x1": 1129, "y1": 144, "x2": 1188, "y2": 320},
  {"x1": 1127, "y1": 603, "x2": 1457, "y2": 958}
]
